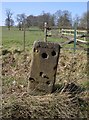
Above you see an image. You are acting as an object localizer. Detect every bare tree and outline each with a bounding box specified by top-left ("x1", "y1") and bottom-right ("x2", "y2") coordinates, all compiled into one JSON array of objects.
[
  {"x1": 16, "y1": 13, "x2": 26, "y2": 30},
  {"x1": 79, "y1": 12, "x2": 89, "y2": 29},
  {"x1": 58, "y1": 10, "x2": 72, "y2": 28},
  {"x1": 73, "y1": 14, "x2": 80, "y2": 28},
  {"x1": 54, "y1": 10, "x2": 62, "y2": 26},
  {"x1": 5, "y1": 9, "x2": 14, "y2": 30}
]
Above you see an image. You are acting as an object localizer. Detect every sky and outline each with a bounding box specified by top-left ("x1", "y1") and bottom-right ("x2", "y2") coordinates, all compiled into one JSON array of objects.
[{"x1": 0, "y1": 2, "x2": 88, "y2": 26}]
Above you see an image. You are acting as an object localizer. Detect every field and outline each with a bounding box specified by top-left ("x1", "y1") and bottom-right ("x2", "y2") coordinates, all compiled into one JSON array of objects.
[
  {"x1": 2, "y1": 27, "x2": 44, "y2": 50},
  {"x1": 2, "y1": 27, "x2": 66, "y2": 50},
  {"x1": 1, "y1": 26, "x2": 89, "y2": 119}
]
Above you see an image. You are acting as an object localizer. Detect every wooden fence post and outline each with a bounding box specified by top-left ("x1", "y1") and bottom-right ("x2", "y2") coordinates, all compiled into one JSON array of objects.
[
  {"x1": 23, "y1": 19, "x2": 26, "y2": 52},
  {"x1": 44, "y1": 22, "x2": 47, "y2": 42},
  {"x1": 74, "y1": 23, "x2": 77, "y2": 53}
]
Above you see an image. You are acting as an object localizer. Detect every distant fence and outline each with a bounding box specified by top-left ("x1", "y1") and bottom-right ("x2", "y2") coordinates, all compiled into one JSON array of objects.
[
  {"x1": 60, "y1": 29, "x2": 87, "y2": 40},
  {"x1": 44, "y1": 22, "x2": 88, "y2": 52}
]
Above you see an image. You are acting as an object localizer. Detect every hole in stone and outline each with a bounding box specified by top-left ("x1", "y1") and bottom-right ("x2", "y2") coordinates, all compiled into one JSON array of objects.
[
  {"x1": 44, "y1": 75, "x2": 49, "y2": 79},
  {"x1": 46, "y1": 81, "x2": 50, "y2": 85},
  {"x1": 34, "y1": 48, "x2": 38, "y2": 53},
  {"x1": 41, "y1": 53, "x2": 48, "y2": 59},
  {"x1": 39, "y1": 72, "x2": 49, "y2": 79},
  {"x1": 33, "y1": 48, "x2": 36, "y2": 52},
  {"x1": 40, "y1": 72, "x2": 43, "y2": 76},
  {"x1": 29, "y1": 77, "x2": 35, "y2": 82},
  {"x1": 51, "y1": 51, "x2": 56, "y2": 56}
]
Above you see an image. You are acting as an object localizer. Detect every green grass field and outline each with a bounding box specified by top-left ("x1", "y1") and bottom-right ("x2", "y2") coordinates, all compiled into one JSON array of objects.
[
  {"x1": 2, "y1": 26, "x2": 44, "y2": 51},
  {"x1": 2, "y1": 26, "x2": 74, "y2": 51},
  {"x1": 2, "y1": 26, "x2": 88, "y2": 53}
]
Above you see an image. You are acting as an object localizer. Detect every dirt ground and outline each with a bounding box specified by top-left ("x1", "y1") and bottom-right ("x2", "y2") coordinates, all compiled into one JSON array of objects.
[{"x1": 2, "y1": 48, "x2": 89, "y2": 119}]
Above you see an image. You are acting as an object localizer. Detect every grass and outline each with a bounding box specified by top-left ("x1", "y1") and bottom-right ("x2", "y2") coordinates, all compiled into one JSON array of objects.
[
  {"x1": 2, "y1": 26, "x2": 88, "y2": 51},
  {"x1": 2, "y1": 26, "x2": 72, "y2": 50},
  {"x1": 2, "y1": 27, "x2": 63, "y2": 49},
  {"x1": 2, "y1": 50, "x2": 88, "y2": 119},
  {"x1": 2, "y1": 26, "x2": 89, "y2": 119},
  {"x1": 2, "y1": 26, "x2": 88, "y2": 90},
  {"x1": 2, "y1": 26, "x2": 44, "y2": 51}
]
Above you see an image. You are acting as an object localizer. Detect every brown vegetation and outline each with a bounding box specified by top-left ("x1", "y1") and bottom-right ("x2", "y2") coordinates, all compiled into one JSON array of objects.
[{"x1": 2, "y1": 48, "x2": 89, "y2": 119}]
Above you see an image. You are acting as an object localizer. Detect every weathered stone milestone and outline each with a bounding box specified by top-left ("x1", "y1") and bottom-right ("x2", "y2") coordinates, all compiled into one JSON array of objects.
[{"x1": 28, "y1": 41, "x2": 60, "y2": 95}]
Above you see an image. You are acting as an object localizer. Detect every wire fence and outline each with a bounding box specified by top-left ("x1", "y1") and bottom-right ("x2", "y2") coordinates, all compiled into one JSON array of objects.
[{"x1": 2, "y1": 26, "x2": 88, "y2": 55}]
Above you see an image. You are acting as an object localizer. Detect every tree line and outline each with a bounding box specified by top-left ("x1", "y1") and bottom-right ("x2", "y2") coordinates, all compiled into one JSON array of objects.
[{"x1": 5, "y1": 9, "x2": 89, "y2": 30}]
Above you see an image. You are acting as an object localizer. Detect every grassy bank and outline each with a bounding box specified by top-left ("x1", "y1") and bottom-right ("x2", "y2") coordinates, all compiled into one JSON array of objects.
[{"x1": 1, "y1": 26, "x2": 89, "y2": 119}]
